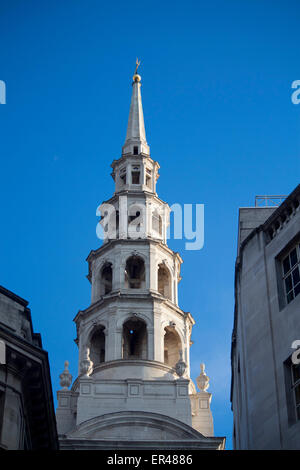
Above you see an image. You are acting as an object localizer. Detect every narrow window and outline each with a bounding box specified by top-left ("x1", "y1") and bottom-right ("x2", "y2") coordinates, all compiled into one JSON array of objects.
[
  {"x1": 152, "y1": 210, "x2": 162, "y2": 236},
  {"x1": 292, "y1": 362, "x2": 300, "y2": 421},
  {"x1": 133, "y1": 146, "x2": 139, "y2": 155},
  {"x1": 158, "y1": 264, "x2": 171, "y2": 300},
  {"x1": 164, "y1": 326, "x2": 181, "y2": 368},
  {"x1": 122, "y1": 318, "x2": 147, "y2": 359},
  {"x1": 89, "y1": 327, "x2": 106, "y2": 366},
  {"x1": 120, "y1": 168, "x2": 126, "y2": 185},
  {"x1": 131, "y1": 166, "x2": 140, "y2": 184},
  {"x1": 146, "y1": 168, "x2": 152, "y2": 189},
  {"x1": 282, "y1": 243, "x2": 300, "y2": 305},
  {"x1": 125, "y1": 256, "x2": 145, "y2": 289},
  {"x1": 100, "y1": 263, "x2": 113, "y2": 295},
  {"x1": 128, "y1": 210, "x2": 141, "y2": 233}
]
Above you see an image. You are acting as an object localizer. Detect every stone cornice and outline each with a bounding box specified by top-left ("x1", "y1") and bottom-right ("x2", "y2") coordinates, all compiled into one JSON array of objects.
[
  {"x1": 86, "y1": 237, "x2": 182, "y2": 266},
  {"x1": 0, "y1": 285, "x2": 29, "y2": 307},
  {"x1": 110, "y1": 153, "x2": 160, "y2": 171},
  {"x1": 73, "y1": 290, "x2": 191, "y2": 324},
  {"x1": 71, "y1": 359, "x2": 180, "y2": 391},
  {"x1": 99, "y1": 190, "x2": 169, "y2": 209}
]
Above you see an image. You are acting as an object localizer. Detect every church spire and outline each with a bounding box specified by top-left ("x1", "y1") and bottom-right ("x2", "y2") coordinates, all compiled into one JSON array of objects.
[{"x1": 122, "y1": 59, "x2": 150, "y2": 156}]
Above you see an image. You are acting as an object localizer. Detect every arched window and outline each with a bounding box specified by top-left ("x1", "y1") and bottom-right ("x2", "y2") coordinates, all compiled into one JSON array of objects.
[
  {"x1": 158, "y1": 264, "x2": 172, "y2": 300},
  {"x1": 100, "y1": 263, "x2": 112, "y2": 295},
  {"x1": 122, "y1": 318, "x2": 147, "y2": 359},
  {"x1": 164, "y1": 326, "x2": 181, "y2": 368},
  {"x1": 125, "y1": 256, "x2": 145, "y2": 289},
  {"x1": 89, "y1": 327, "x2": 106, "y2": 366}
]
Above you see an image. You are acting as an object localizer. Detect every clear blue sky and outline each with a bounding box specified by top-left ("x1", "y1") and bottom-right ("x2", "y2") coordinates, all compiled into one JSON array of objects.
[{"x1": 1, "y1": 0, "x2": 300, "y2": 450}]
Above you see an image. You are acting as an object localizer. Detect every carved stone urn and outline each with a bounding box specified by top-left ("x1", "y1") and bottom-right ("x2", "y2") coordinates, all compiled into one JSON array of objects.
[
  {"x1": 196, "y1": 363, "x2": 210, "y2": 391},
  {"x1": 175, "y1": 350, "x2": 186, "y2": 378},
  {"x1": 59, "y1": 360, "x2": 72, "y2": 390}
]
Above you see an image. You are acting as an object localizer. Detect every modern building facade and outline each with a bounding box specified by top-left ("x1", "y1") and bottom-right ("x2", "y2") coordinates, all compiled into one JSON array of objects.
[
  {"x1": 55, "y1": 67, "x2": 225, "y2": 450},
  {"x1": 231, "y1": 185, "x2": 300, "y2": 449},
  {"x1": 0, "y1": 285, "x2": 58, "y2": 450}
]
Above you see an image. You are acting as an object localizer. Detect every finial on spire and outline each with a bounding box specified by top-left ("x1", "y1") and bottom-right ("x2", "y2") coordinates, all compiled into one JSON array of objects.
[
  {"x1": 123, "y1": 58, "x2": 149, "y2": 156},
  {"x1": 133, "y1": 57, "x2": 141, "y2": 82},
  {"x1": 135, "y1": 57, "x2": 141, "y2": 74}
]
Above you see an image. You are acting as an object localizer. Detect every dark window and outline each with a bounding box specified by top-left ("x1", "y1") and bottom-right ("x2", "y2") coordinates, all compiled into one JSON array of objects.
[
  {"x1": 128, "y1": 210, "x2": 141, "y2": 233},
  {"x1": 131, "y1": 166, "x2": 140, "y2": 184},
  {"x1": 125, "y1": 256, "x2": 145, "y2": 289},
  {"x1": 292, "y1": 363, "x2": 300, "y2": 420},
  {"x1": 133, "y1": 146, "x2": 139, "y2": 155},
  {"x1": 282, "y1": 243, "x2": 300, "y2": 305},
  {"x1": 284, "y1": 354, "x2": 300, "y2": 426},
  {"x1": 122, "y1": 318, "x2": 147, "y2": 359},
  {"x1": 120, "y1": 168, "x2": 126, "y2": 185},
  {"x1": 90, "y1": 328, "x2": 106, "y2": 366},
  {"x1": 101, "y1": 263, "x2": 112, "y2": 295}
]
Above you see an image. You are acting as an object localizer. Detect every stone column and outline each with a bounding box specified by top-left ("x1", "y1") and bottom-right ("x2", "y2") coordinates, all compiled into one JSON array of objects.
[{"x1": 147, "y1": 327, "x2": 154, "y2": 360}]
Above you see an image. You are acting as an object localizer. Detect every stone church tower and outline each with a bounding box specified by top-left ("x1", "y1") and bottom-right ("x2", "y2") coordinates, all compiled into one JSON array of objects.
[{"x1": 56, "y1": 66, "x2": 225, "y2": 450}]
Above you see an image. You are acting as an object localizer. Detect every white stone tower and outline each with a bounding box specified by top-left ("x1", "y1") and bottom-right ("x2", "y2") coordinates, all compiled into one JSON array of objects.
[{"x1": 56, "y1": 64, "x2": 224, "y2": 450}]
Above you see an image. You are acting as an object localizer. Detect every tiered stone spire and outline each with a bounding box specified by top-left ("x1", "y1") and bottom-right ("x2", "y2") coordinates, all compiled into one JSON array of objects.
[{"x1": 55, "y1": 62, "x2": 223, "y2": 449}]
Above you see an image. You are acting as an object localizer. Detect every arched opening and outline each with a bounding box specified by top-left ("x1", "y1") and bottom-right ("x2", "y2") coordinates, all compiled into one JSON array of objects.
[
  {"x1": 122, "y1": 318, "x2": 148, "y2": 359},
  {"x1": 164, "y1": 326, "x2": 181, "y2": 368},
  {"x1": 158, "y1": 264, "x2": 172, "y2": 300},
  {"x1": 125, "y1": 256, "x2": 145, "y2": 289},
  {"x1": 89, "y1": 327, "x2": 106, "y2": 366},
  {"x1": 100, "y1": 263, "x2": 113, "y2": 295}
]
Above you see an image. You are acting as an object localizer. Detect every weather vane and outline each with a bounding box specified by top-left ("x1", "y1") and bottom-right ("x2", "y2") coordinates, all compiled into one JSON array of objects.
[{"x1": 135, "y1": 58, "x2": 141, "y2": 75}]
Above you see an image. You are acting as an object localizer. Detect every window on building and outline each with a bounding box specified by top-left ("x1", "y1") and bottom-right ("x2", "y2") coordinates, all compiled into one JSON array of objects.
[
  {"x1": 158, "y1": 264, "x2": 171, "y2": 300},
  {"x1": 116, "y1": 209, "x2": 119, "y2": 236},
  {"x1": 124, "y1": 256, "x2": 145, "y2": 288},
  {"x1": 131, "y1": 166, "x2": 140, "y2": 184},
  {"x1": 145, "y1": 168, "x2": 152, "y2": 189},
  {"x1": 0, "y1": 390, "x2": 5, "y2": 441},
  {"x1": 133, "y1": 146, "x2": 139, "y2": 155},
  {"x1": 120, "y1": 168, "x2": 126, "y2": 185},
  {"x1": 89, "y1": 327, "x2": 106, "y2": 366},
  {"x1": 164, "y1": 326, "x2": 181, "y2": 368},
  {"x1": 100, "y1": 263, "x2": 113, "y2": 295},
  {"x1": 122, "y1": 318, "x2": 147, "y2": 359},
  {"x1": 128, "y1": 209, "x2": 142, "y2": 234},
  {"x1": 282, "y1": 243, "x2": 300, "y2": 305},
  {"x1": 152, "y1": 210, "x2": 162, "y2": 236},
  {"x1": 292, "y1": 362, "x2": 300, "y2": 421}
]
